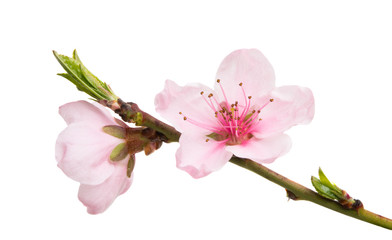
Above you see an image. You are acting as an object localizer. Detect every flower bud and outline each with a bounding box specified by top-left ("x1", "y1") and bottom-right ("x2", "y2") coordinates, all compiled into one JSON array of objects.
[{"x1": 311, "y1": 168, "x2": 362, "y2": 210}]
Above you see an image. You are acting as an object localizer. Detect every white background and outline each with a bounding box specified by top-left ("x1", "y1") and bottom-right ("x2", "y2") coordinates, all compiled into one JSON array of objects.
[{"x1": 1, "y1": 0, "x2": 392, "y2": 239}]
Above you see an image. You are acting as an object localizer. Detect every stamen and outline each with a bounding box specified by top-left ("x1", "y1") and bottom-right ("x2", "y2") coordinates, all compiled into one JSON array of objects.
[
  {"x1": 240, "y1": 82, "x2": 247, "y2": 113},
  {"x1": 182, "y1": 81, "x2": 275, "y2": 146},
  {"x1": 217, "y1": 79, "x2": 230, "y2": 109},
  {"x1": 180, "y1": 112, "x2": 221, "y2": 132},
  {"x1": 241, "y1": 95, "x2": 252, "y2": 120},
  {"x1": 201, "y1": 91, "x2": 217, "y2": 113},
  {"x1": 257, "y1": 98, "x2": 274, "y2": 112}
]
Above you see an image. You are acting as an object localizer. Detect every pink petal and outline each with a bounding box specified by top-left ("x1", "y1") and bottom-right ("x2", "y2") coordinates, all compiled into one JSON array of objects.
[
  {"x1": 214, "y1": 49, "x2": 275, "y2": 106},
  {"x1": 226, "y1": 134, "x2": 292, "y2": 164},
  {"x1": 78, "y1": 160, "x2": 133, "y2": 214},
  {"x1": 252, "y1": 85, "x2": 315, "y2": 139},
  {"x1": 56, "y1": 123, "x2": 123, "y2": 185},
  {"x1": 59, "y1": 100, "x2": 117, "y2": 126},
  {"x1": 155, "y1": 79, "x2": 220, "y2": 133},
  {"x1": 176, "y1": 132, "x2": 233, "y2": 178}
]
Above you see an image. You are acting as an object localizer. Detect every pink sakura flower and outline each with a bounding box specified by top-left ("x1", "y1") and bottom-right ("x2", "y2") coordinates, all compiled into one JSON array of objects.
[
  {"x1": 155, "y1": 49, "x2": 315, "y2": 178},
  {"x1": 55, "y1": 101, "x2": 133, "y2": 214}
]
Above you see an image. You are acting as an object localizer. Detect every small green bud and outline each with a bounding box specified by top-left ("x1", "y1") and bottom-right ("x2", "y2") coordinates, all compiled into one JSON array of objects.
[
  {"x1": 53, "y1": 49, "x2": 118, "y2": 101},
  {"x1": 311, "y1": 168, "x2": 361, "y2": 209},
  {"x1": 135, "y1": 112, "x2": 143, "y2": 126}
]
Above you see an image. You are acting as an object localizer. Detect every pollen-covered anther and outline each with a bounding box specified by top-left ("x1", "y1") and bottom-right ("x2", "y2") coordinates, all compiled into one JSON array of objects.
[
  {"x1": 205, "y1": 139, "x2": 210, "y2": 142},
  {"x1": 239, "y1": 82, "x2": 243, "y2": 86},
  {"x1": 200, "y1": 91, "x2": 204, "y2": 95},
  {"x1": 248, "y1": 96, "x2": 252, "y2": 99},
  {"x1": 179, "y1": 112, "x2": 182, "y2": 115},
  {"x1": 217, "y1": 79, "x2": 221, "y2": 83},
  {"x1": 183, "y1": 117, "x2": 187, "y2": 120},
  {"x1": 270, "y1": 98, "x2": 274, "y2": 102},
  {"x1": 208, "y1": 93, "x2": 213, "y2": 98}
]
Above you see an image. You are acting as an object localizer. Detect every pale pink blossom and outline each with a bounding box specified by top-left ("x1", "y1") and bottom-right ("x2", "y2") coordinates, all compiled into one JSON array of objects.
[
  {"x1": 155, "y1": 49, "x2": 315, "y2": 178},
  {"x1": 55, "y1": 101, "x2": 132, "y2": 214}
]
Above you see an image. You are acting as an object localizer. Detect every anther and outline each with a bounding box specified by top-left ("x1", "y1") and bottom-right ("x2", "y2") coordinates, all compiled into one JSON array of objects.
[
  {"x1": 205, "y1": 139, "x2": 210, "y2": 142},
  {"x1": 239, "y1": 82, "x2": 243, "y2": 86},
  {"x1": 208, "y1": 93, "x2": 213, "y2": 98},
  {"x1": 252, "y1": 110, "x2": 256, "y2": 113},
  {"x1": 217, "y1": 79, "x2": 221, "y2": 83},
  {"x1": 270, "y1": 98, "x2": 274, "y2": 102},
  {"x1": 183, "y1": 117, "x2": 187, "y2": 120},
  {"x1": 179, "y1": 112, "x2": 182, "y2": 115},
  {"x1": 200, "y1": 91, "x2": 204, "y2": 95},
  {"x1": 248, "y1": 96, "x2": 252, "y2": 99}
]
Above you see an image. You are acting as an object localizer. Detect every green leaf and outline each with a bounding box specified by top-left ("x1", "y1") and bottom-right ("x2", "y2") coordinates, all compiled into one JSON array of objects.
[
  {"x1": 53, "y1": 51, "x2": 103, "y2": 99},
  {"x1": 72, "y1": 49, "x2": 81, "y2": 62},
  {"x1": 110, "y1": 143, "x2": 128, "y2": 161},
  {"x1": 311, "y1": 176, "x2": 337, "y2": 200},
  {"x1": 57, "y1": 73, "x2": 83, "y2": 91},
  {"x1": 53, "y1": 50, "x2": 117, "y2": 101},
  {"x1": 318, "y1": 168, "x2": 335, "y2": 190}
]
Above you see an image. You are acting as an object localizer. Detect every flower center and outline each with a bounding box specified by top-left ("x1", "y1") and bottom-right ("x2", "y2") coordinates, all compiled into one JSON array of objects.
[{"x1": 180, "y1": 79, "x2": 273, "y2": 145}]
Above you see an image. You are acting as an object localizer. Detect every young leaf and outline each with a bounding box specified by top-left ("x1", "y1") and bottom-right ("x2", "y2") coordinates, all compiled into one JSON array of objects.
[{"x1": 53, "y1": 50, "x2": 118, "y2": 101}]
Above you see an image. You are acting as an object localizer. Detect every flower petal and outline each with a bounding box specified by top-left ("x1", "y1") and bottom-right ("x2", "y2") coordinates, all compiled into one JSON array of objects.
[
  {"x1": 55, "y1": 123, "x2": 123, "y2": 185},
  {"x1": 78, "y1": 160, "x2": 133, "y2": 214},
  {"x1": 214, "y1": 49, "x2": 275, "y2": 106},
  {"x1": 226, "y1": 134, "x2": 292, "y2": 164},
  {"x1": 155, "y1": 79, "x2": 219, "y2": 133},
  {"x1": 59, "y1": 100, "x2": 117, "y2": 126},
  {"x1": 176, "y1": 132, "x2": 233, "y2": 178},
  {"x1": 252, "y1": 85, "x2": 315, "y2": 138}
]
